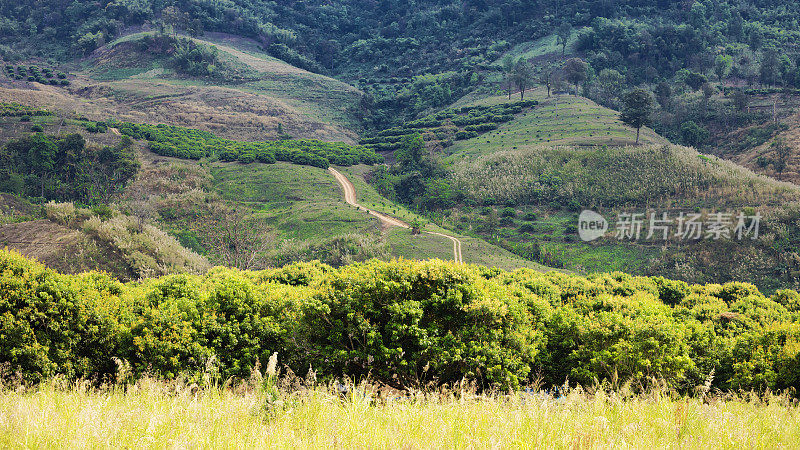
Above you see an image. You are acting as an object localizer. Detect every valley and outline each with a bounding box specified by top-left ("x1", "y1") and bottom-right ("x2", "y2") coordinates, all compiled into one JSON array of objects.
[{"x1": 3, "y1": 2, "x2": 800, "y2": 445}]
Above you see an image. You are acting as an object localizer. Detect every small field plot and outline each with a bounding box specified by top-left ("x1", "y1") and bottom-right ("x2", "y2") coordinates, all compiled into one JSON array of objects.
[
  {"x1": 211, "y1": 162, "x2": 378, "y2": 241},
  {"x1": 446, "y1": 87, "x2": 667, "y2": 160}
]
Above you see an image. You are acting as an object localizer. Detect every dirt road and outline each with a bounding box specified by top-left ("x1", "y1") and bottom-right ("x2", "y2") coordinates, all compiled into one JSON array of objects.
[
  {"x1": 328, "y1": 168, "x2": 410, "y2": 229},
  {"x1": 328, "y1": 167, "x2": 463, "y2": 264}
]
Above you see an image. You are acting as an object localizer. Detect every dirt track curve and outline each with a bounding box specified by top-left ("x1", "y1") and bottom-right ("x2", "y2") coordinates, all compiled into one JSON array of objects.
[{"x1": 328, "y1": 167, "x2": 463, "y2": 264}]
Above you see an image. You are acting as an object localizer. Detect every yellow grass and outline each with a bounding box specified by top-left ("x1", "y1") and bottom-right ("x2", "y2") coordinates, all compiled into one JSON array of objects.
[{"x1": 2, "y1": 379, "x2": 798, "y2": 449}]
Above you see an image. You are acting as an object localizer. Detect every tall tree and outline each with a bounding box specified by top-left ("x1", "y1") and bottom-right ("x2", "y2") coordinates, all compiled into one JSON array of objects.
[
  {"x1": 714, "y1": 54, "x2": 732, "y2": 81},
  {"x1": 772, "y1": 137, "x2": 791, "y2": 179},
  {"x1": 654, "y1": 82, "x2": 672, "y2": 109},
  {"x1": 556, "y1": 22, "x2": 571, "y2": 55},
  {"x1": 511, "y1": 59, "x2": 533, "y2": 100},
  {"x1": 760, "y1": 48, "x2": 780, "y2": 87},
  {"x1": 501, "y1": 55, "x2": 515, "y2": 100},
  {"x1": 26, "y1": 133, "x2": 57, "y2": 197},
  {"x1": 563, "y1": 58, "x2": 588, "y2": 95},
  {"x1": 620, "y1": 88, "x2": 654, "y2": 145},
  {"x1": 594, "y1": 69, "x2": 624, "y2": 106}
]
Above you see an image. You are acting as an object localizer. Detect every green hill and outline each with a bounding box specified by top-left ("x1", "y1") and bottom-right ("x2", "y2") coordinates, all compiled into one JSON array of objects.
[
  {"x1": 446, "y1": 87, "x2": 667, "y2": 159},
  {"x1": 1, "y1": 32, "x2": 365, "y2": 144}
]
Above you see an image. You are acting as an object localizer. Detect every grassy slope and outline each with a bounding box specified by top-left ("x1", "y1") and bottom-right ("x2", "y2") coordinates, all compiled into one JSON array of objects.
[
  {"x1": 0, "y1": 31, "x2": 363, "y2": 144},
  {"x1": 446, "y1": 87, "x2": 667, "y2": 161},
  {"x1": 0, "y1": 106, "x2": 542, "y2": 272},
  {"x1": 721, "y1": 112, "x2": 800, "y2": 185},
  {"x1": 211, "y1": 162, "x2": 378, "y2": 242},
  {"x1": 439, "y1": 86, "x2": 800, "y2": 291},
  {"x1": 211, "y1": 161, "x2": 547, "y2": 270},
  {"x1": 100, "y1": 31, "x2": 364, "y2": 135},
  {"x1": 439, "y1": 88, "x2": 669, "y2": 274},
  {"x1": 333, "y1": 165, "x2": 552, "y2": 270},
  {"x1": 493, "y1": 31, "x2": 583, "y2": 62}
]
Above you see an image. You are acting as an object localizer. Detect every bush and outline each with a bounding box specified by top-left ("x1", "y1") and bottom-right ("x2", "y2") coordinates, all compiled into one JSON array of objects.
[
  {"x1": 30, "y1": 124, "x2": 43, "y2": 132},
  {"x1": 44, "y1": 201, "x2": 78, "y2": 227},
  {"x1": 0, "y1": 250, "x2": 121, "y2": 384},
  {"x1": 295, "y1": 260, "x2": 550, "y2": 389},
  {"x1": 2, "y1": 251, "x2": 799, "y2": 394},
  {"x1": 82, "y1": 214, "x2": 210, "y2": 279},
  {"x1": 85, "y1": 122, "x2": 108, "y2": 133},
  {"x1": 455, "y1": 130, "x2": 479, "y2": 140}
]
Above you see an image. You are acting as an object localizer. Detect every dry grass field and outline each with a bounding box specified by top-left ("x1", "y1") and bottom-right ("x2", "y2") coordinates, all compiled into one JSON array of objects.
[{"x1": 1, "y1": 378, "x2": 798, "y2": 449}]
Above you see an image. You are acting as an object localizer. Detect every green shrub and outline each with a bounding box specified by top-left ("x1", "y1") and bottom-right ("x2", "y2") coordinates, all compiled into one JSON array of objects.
[
  {"x1": 773, "y1": 290, "x2": 800, "y2": 312},
  {"x1": 118, "y1": 122, "x2": 382, "y2": 168},
  {"x1": 295, "y1": 259, "x2": 550, "y2": 390},
  {"x1": 2, "y1": 250, "x2": 799, "y2": 393},
  {"x1": 91, "y1": 204, "x2": 114, "y2": 221},
  {"x1": 0, "y1": 250, "x2": 122, "y2": 384},
  {"x1": 455, "y1": 130, "x2": 479, "y2": 140}
]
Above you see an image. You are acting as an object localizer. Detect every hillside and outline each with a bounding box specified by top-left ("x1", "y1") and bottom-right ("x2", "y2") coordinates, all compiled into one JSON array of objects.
[
  {"x1": 446, "y1": 87, "x2": 667, "y2": 158},
  {"x1": 0, "y1": 99, "x2": 544, "y2": 275},
  {"x1": 5, "y1": 2, "x2": 800, "y2": 446},
  {"x1": 2, "y1": 3, "x2": 800, "y2": 292},
  {"x1": 356, "y1": 81, "x2": 800, "y2": 293},
  {"x1": 1, "y1": 31, "x2": 364, "y2": 143}
]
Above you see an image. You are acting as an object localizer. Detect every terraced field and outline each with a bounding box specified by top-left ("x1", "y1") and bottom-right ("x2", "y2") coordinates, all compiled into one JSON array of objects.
[{"x1": 446, "y1": 87, "x2": 667, "y2": 159}]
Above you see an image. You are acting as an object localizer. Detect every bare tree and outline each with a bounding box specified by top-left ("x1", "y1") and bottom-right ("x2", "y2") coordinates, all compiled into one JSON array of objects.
[
  {"x1": 556, "y1": 22, "x2": 572, "y2": 55},
  {"x1": 502, "y1": 55, "x2": 515, "y2": 100},
  {"x1": 205, "y1": 205, "x2": 274, "y2": 270},
  {"x1": 124, "y1": 181, "x2": 156, "y2": 232}
]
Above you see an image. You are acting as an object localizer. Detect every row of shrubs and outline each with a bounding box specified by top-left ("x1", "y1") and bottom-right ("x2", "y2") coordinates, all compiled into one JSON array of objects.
[
  {"x1": 0, "y1": 102, "x2": 53, "y2": 117},
  {"x1": 360, "y1": 101, "x2": 536, "y2": 150},
  {"x1": 2, "y1": 250, "x2": 799, "y2": 394},
  {"x1": 4, "y1": 65, "x2": 70, "y2": 85},
  {"x1": 117, "y1": 122, "x2": 383, "y2": 168}
]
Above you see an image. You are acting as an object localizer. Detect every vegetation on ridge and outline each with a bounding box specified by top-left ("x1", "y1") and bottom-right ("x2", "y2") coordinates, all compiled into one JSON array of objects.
[{"x1": 117, "y1": 122, "x2": 382, "y2": 168}]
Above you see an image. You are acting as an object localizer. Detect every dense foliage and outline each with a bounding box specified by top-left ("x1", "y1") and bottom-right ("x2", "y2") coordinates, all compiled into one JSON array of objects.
[
  {"x1": 0, "y1": 133, "x2": 139, "y2": 203},
  {"x1": 7, "y1": 1, "x2": 800, "y2": 129},
  {"x1": 117, "y1": 122, "x2": 382, "y2": 168},
  {"x1": 2, "y1": 249, "x2": 798, "y2": 393}
]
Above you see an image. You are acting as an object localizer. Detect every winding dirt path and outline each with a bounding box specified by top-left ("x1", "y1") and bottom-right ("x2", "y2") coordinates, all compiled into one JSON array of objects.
[
  {"x1": 328, "y1": 167, "x2": 463, "y2": 264},
  {"x1": 328, "y1": 168, "x2": 410, "y2": 229}
]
